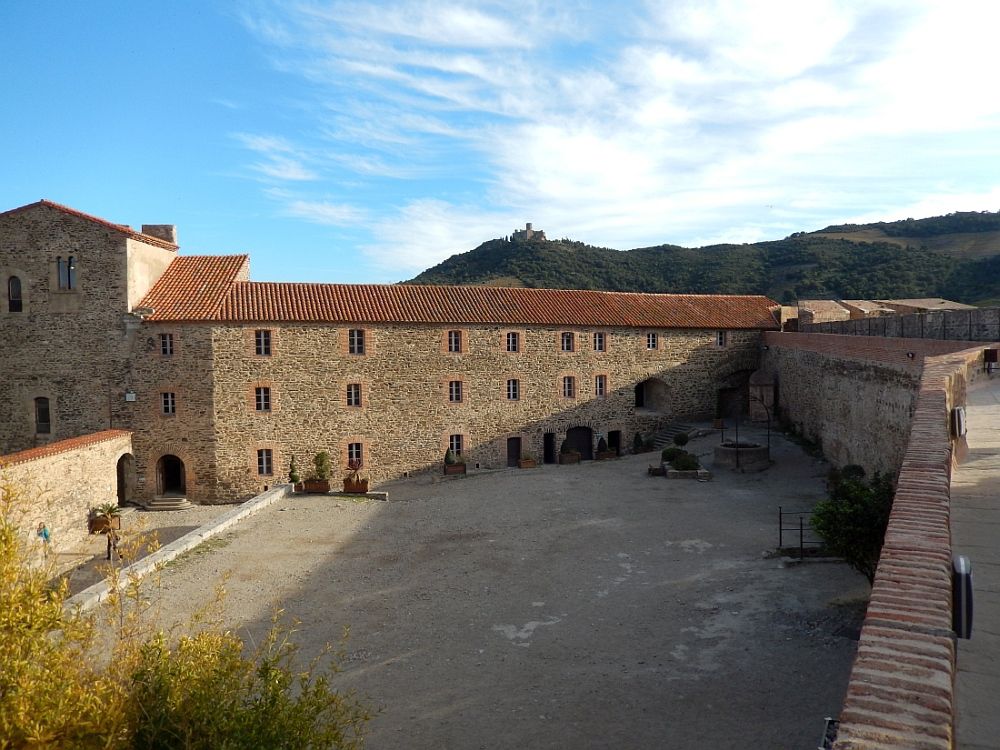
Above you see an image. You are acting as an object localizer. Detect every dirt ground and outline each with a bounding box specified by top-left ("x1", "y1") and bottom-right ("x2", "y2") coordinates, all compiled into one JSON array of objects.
[{"x1": 103, "y1": 425, "x2": 868, "y2": 750}]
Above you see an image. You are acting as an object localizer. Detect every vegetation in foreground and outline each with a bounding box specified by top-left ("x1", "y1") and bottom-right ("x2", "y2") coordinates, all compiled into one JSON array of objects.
[{"x1": 0, "y1": 475, "x2": 371, "y2": 749}]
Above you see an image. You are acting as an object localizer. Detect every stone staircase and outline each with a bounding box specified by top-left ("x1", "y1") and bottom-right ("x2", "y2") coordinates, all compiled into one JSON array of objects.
[
  {"x1": 651, "y1": 423, "x2": 695, "y2": 451},
  {"x1": 143, "y1": 495, "x2": 194, "y2": 511}
]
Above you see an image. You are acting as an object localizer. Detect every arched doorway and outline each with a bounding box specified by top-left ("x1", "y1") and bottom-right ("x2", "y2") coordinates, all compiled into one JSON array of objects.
[
  {"x1": 156, "y1": 455, "x2": 186, "y2": 496},
  {"x1": 635, "y1": 378, "x2": 670, "y2": 412},
  {"x1": 116, "y1": 453, "x2": 134, "y2": 504},
  {"x1": 565, "y1": 426, "x2": 594, "y2": 460}
]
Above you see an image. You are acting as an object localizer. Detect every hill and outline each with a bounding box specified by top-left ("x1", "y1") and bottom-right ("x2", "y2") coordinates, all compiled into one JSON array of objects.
[{"x1": 407, "y1": 211, "x2": 1000, "y2": 305}]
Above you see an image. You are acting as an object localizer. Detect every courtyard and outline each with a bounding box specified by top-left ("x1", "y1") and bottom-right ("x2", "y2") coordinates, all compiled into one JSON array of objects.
[{"x1": 117, "y1": 426, "x2": 868, "y2": 749}]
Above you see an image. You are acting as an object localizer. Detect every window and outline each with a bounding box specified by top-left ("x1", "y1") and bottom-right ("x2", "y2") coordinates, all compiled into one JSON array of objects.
[
  {"x1": 717, "y1": 330, "x2": 728, "y2": 347},
  {"x1": 57, "y1": 256, "x2": 76, "y2": 290},
  {"x1": 647, "y1": 332, "x2": 658, "y2": 350},
  {"x1": 449, "y1": 434, "x2": 464, "y2": 456},
  {"x1": 161, "y1": 392, "x2": 176, "y2": 415},
  {"x1": 8, "y1": 276, "x2": 22, "y2": 312},
  {"x1": 562, "y1": 376, "x2": 576, "y2": 398},
  {"x1": 348, "y1": 329, "x2": 365, "y2": 355},
  {"x1": 506, "y1": 378, "x2": 520, "y2": 401},
  {"x1": 348, "y1": 442, "x2": 363, "y2": 464},
  {"x1": 255, "y1": 329, "x2": 272, "y2": 356},
  {"x1": 506, "y1": 332, "x2": 519, "y2": 352},
  {"x1": 255, "y1": 386, "x2": 271, "y2": 412},
  {"x1": 159, "y1": 333, "x2": 174, "y2": 356},
  {"x1": 593, "y1": 332, "x2": 605, "y2": 352},
  {"x1": 257, "y1": 448, "x2": 273, "y2": 476},
  {"x1": 561, "y1": 332, "x2": 574, "y2": 352},
  {"x1": 347, "y1": 383, "x2": 362, "y2": 407},
  {"x1": 449, "y1": 380, "x2": 463, "y2": 403},
  {"x1": 34, "y1": 397, "x2": 50, "y2": 434},
  {"x1": 595, "y1": 374, "x2": 607, "y2": 397},
  {"x1": 448, "y1": 330, "x2": 462, "y2": 353}
]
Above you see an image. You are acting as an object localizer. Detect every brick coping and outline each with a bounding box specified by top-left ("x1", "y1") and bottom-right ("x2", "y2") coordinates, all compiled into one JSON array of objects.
[{"x1": 0, "y1": 430, "x2": 132, "y2": 468}]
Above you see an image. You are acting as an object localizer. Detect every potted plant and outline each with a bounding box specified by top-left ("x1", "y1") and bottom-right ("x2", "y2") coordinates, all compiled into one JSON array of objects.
[
  {"x1": 443, "y1": 448, "x2": 467, "y2": 476},
  {"x1": 302, "y1": 451, "x2": 332, "y2": 493},
  {"x1": 558, "y1": 439, "x2": 581, "y2": 465},
  {"x1": 88, "y1": 502, "x2": 121, "y2": 534},
  {"x1": 288, "y1": 454, "x2": 302, "y2": 492},
  {"x1": 343, "y1": 458, "x2": 369, "y2": 493},
  {"x1": 632, "y1": 432, "x2": 645, "y2": 454},
  {"x1": 517, "y1": 453, "x2": 537, "y2": 469},
  {"x1": 595, "y1": 436, "x2": 617, "y2": 460}
]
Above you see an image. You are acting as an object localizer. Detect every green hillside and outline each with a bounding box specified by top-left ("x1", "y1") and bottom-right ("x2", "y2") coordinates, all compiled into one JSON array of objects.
[{"x1": 408, "y1": 211, "x2": 1000, "y2": 305}]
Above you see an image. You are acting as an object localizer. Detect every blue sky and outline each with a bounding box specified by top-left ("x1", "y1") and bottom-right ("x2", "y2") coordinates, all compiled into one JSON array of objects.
[{"x1": 2, "y1": 1, "x2": 999, "y2": 284}]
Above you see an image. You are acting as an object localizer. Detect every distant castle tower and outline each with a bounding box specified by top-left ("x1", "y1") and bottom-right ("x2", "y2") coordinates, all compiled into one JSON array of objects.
[{"x1": 511, "y1": 222, "x2": 546, "y2": 242}]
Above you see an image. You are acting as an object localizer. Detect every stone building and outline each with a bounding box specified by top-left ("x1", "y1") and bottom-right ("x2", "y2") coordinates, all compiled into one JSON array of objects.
[
  {"x1": 511, "y1": 222, "x2": 546, "y2": 242},
  {"x1": 1, "y1": 200, "x2": 779, "y2": 503}
]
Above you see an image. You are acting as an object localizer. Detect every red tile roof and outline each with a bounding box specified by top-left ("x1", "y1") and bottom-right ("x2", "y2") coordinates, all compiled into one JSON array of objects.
[
  {"x1": 0, "y1": 430, "x2": 132, "y2": 468},
  {"x1": 142, "y1": 256, "x2": 779, "y2": 329},
  {"x1": 0, "y1": 200, "x2": 178, "y2": 249}
]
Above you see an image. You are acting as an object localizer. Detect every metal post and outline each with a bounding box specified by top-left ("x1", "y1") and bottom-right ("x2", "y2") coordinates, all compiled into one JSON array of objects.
[
  {"x1": 779, "y1": 506, "x2": 783, "y2": 548},
  {"x1": 799, "y1": 516, "x2": 805, "y2": 560}
]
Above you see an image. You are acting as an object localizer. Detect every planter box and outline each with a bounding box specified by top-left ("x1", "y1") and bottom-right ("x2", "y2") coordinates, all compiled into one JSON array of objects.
[
  {"x1": 558, "y1": 452, "x2": 581, "y2": 465},
  {"x1": 596, "y1": 450, "x2": 618, "y2": 460},
  {"x1": 343, "y1": 478, "x2": 370, "y2": 493},
  {"x1": 443, "y1": 463, "x2": 467, "y2": 476},
  {"x1": 517, "y1": 458, "x2": 537, "y2": 469},
  {"x1": 88, "y1": 515, "x2": 121, "y2": 534},
  {"x1": 302, "y1": 479, "x2": 331, "y2": 493}
]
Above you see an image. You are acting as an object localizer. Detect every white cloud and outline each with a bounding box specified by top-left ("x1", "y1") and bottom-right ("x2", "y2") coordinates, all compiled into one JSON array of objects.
[
  {"x1": 283, "y1": 199, "x2": 367, "y2": 226},
  {"x1": 233, "y1": 133, "x2": 319, "y2": 181}
]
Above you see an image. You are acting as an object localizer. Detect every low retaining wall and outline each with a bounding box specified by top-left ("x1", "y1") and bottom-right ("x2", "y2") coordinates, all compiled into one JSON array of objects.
[{"x1": 833, "y1": 346, "x2": 991, "y2": 750}]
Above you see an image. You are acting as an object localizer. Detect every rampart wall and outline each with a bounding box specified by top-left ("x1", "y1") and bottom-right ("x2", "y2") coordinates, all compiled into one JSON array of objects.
[{"x1": 801, "y1": 306, "x2": 1000, "y2": 342}]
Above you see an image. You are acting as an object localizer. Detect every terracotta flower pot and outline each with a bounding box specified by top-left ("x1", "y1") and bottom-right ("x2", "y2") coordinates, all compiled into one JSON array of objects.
[{"x1": 302, "y1": 478, "x2": 331, "y2": 493}]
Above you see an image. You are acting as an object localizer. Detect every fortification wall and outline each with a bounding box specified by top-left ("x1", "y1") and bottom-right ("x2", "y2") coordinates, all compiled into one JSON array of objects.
[{"x1": 801, "y1": 306, "x2": 1000, "y2": 342}]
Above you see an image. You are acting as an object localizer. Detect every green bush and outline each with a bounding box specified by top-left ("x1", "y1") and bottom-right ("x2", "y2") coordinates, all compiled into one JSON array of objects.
[
  {"x1": 670, "y1": 452, "x2": 700, "y2": 471},
  {"x1": 661, "y1": 446, "x2": 684, "y2": 462},
  {"x1": 312, "y1": 452, "x2": 333, "y2": 481},
  {"x1": 672, "y1": 433, "x2": 689, "y2": 447},
  {"x1": 288, "y1": 455, "x2": 301, "y2": 484},
  {"x1": 632, "y1": 433, "x2": 643, "y2": 452},
  {"x1": 444, "y1": 448, "x2": 456, "y2": 465},
  {"x1": 596, "y1": 437, "x2": 608, "y2": 453}
]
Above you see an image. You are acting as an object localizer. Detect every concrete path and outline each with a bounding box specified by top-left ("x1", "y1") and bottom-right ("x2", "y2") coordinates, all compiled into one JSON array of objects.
[{"x1": 951, "y1": 379, "x2": 1000, "y2": 750}]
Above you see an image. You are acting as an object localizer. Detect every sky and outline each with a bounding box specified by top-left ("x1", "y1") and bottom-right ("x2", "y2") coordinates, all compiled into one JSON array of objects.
[{"x1": 2, "y1": 1, "x2": 1000, "y2": 285}]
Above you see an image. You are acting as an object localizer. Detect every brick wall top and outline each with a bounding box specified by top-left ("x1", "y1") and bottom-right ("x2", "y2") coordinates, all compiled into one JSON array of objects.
[
  {"x1": 763, "y1": 332, "x2": 975, "y2": 368},
  {"x1": 833, "y1": 346, "x2": 987, "y2": 750},
  {"x1": 0, "y1": 429, "x2": 132, "y2": 468}
]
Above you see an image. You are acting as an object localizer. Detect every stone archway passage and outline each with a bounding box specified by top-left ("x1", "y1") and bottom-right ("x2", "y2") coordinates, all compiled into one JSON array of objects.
[
  {"x1": 565, "y1": 426, "x2": 594, "y2": 460},
  {"x1": 156, "y1": 454, "x2": 186, "y2": 496},
  {"x1": 116, "y1": 453, "x2": 135, "y2": 503}
]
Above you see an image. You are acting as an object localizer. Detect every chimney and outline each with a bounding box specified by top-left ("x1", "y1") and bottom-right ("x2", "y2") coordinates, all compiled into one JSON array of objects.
[{"x1": 141, "y1": 224, "x2": 178, "y2": 244}]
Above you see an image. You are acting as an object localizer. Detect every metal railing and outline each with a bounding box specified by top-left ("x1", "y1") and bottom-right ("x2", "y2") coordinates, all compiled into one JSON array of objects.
[{"x1": 777, "y1": 506, "x2": 825, "y2": 559}]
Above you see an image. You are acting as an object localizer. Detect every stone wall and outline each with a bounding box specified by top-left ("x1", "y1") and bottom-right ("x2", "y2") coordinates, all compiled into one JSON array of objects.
[
  {"x1": 758, "y1": 333, "x2": 976, "y2": 474},
  {"x1": 0, "y1": 430, "x2": 132, "y2": 564},
  {"x1": 205, "y1": 322, "x2": 761, "y2": 499},
  {"x1": 801, "y1": 306, "x2": 1000, "y2": 342}
]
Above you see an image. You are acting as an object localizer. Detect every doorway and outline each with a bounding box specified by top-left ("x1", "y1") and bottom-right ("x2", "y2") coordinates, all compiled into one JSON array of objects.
[
  {"x1": 116, "y1": 453, "x2": 134, "y2": 503},
  {"x1": 543, "y1": 433, "x2": 556, "y2": 464},
  {"x1": 607, "y1": 430, "x2": 621, "y2": 456},
  {"x1": 156, "y1": 454, "x2": 186, "y2": 496},
  {"x1": 506, "y1": 437, "x2": 522, "y2": 467},
  {"x1": 565, "y1": 426, "x2": 594, "y2": 460}
]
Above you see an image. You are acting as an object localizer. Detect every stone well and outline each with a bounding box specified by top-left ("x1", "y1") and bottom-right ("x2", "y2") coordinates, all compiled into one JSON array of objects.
[{"x1": 713, "y1": 441, "x2": 770, "y2": 472}]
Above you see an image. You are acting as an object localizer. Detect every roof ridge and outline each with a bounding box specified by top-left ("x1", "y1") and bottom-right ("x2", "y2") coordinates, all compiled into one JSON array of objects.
[{"x1": 0, "y1": 200, "x2": 179, "y2": 250}]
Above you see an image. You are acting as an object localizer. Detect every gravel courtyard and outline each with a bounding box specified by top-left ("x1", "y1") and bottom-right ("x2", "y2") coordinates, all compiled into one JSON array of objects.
[{"x1": 121, "y1": 426, "x2": 868, "y2": 750}]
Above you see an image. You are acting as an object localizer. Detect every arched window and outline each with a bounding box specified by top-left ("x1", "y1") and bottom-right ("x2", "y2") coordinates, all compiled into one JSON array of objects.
[
  {"x1": 8, "y1": 276, "x2": 22, "y2": 312},
  {"x1": 34, "y1": 397, "x2": 51, "y2": 434}
]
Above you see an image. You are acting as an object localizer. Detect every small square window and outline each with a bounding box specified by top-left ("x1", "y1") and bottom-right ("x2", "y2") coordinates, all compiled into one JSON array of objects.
[
  {"x1": 449, "y1": 380, "x2": 463, "y2": 403},
  {"x1": 561, "y1": 332, "x2": 574, "y2": 352},
  {"x1": 347, "y1": 383, "x2": 362, "y2": 407},
  {"x1": 348, "y1": 442, "x2": 363, "y2": 464},
  {"x1": 348, "y1": 329, "x2": 365, "y2": 355},
  {"x1": 506, "y1": 332, "x2": 520, "y2": 353},
  {"x1": 448, "y1": 330, "x2": 462, "y2": 353},
  {"x1": 562, "y1": 376, "x2": 576, "y2": 398},
  {"x1": 257, "y1": 448, "x2": 273, "y2": 476},
  {"x1": 255, "y1": 329, "x2": 272, "y2": 356},
  {"x1": 506, "y1": 378, "x2": 520, "y2": 400},
  {"x1": 255, "y1": 386, "x2": 271, "y2": 412},
  {"x1": 449, "y1": 434, "x2": 464, "y2": 456},
  {"x1": 593, "y1": 332, "x2": 605, "y2": 352},
  {"x1": 159, "y1": 333, "x2": 174, "y2": 356},
  {"x1": 647, "y1": 332, "x2": 658, "y2": 350},
  {"x1": 717, "y1": 330, "x2": 728, "y2": 347},
  {"x1": 161, "y1": 392, "x2": 176, "y2": 415},
  {"x1": 595, "y1": 374, "x2": 607, "y2": 397}
]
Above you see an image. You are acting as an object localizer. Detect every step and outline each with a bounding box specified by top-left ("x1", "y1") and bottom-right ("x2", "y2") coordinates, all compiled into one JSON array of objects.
[
  {"x1": 652, "y1": 423, "x2": 695, "y2": 450},
  {"x1": 144, "y1": 496, "x2": 194, "y2": 511}
]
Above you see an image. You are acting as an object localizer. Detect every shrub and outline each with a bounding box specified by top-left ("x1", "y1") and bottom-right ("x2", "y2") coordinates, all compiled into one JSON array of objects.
[
  {"x1": 444, "y1": 448, "x2": 457, "y2": 465},
  {"x1": 596, "y1": 437, "x2": 608, "y2": 453},
  {"x1": 632, "y1": 433, "x2": 643, "y2": 452},
  {"x1": 670, "y1": 452, "x2": 700, "y2": 471},
  {"x1": 312, "y1": 452, "x2": 333, "y2": 481},
  {"x1": 559, "y1": 439, "x2": 572, "y2": 455},
  {"x1": 672, "y1": 432, "x2": 689, "y2": 447},
  {"x1": 811, "y1": 470, "x2": 894, "y2": 585},
  {"x1": 661, "y1": 446, "x2": 684, "y2": 462},
  {"x1": 288, "y1": 455, "x2": 301, "y2": 484}
]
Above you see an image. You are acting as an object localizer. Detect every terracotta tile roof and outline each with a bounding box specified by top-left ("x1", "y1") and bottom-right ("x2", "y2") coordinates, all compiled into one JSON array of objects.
[
  {"x1": 143, "y1": 256, "x2": 779, "y2": 328},
  {"x1": 141, "y1": 255, "x2": 251, "y2": 321},
  {"x1": 0, "y1": 430, "x2": 132, "y2": 468},
  {"x1": 0, "y1": 200, "x2": 179, "y2": 250}
]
